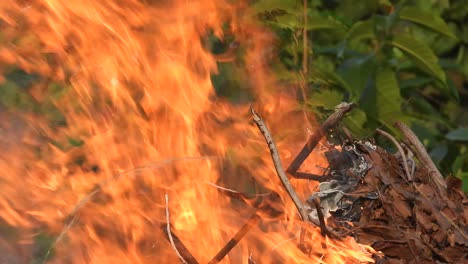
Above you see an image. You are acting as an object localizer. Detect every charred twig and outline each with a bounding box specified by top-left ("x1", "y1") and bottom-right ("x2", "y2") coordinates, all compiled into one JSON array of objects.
[
  {"x1": 208, "y1": 182, "x2": 284, "y2": 219},
  {"x1": 376, "y1": 129, "x2": 413, "y2": 182},
  {"x1": 393, "y1": 122, "x2": 446, "y2": 194},
  {"x1": 287, "y1": 102, "x2": 356, "y2": 177},
  {"x1": 165, "y1": 194, "x2": 196, "y2": 264},
  {"x1": 208, "y1": 212, "x2": 261, "y2": 264},
  {"x1": 250, "y1": 106, "x2": 310, "y2": 223},
  {"x1": 161, "y1": 225, "x2": 200, "y2": 264},
  {"x1": 312, "y1": 197, "x2": 328, "y2": 251},
  {"x1": 293, "y1": 172, "x2": 330, "y2": 182},
  {"x1": 312, "y1": 198, "x2": 328, "y2": 238}
]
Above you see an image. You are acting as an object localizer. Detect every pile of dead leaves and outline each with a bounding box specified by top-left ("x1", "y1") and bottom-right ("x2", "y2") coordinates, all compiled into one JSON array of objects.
[{"x1": 333, "y1": 144, "x2": 468, "y2": 263}]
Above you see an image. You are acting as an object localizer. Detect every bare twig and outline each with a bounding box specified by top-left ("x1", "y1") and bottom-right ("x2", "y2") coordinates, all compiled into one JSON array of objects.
[
  {"x1": 394, "y1": 122, "x2": 446, "y2": 194},
  {"x1": 287, "y1": 102, "x2": 356, "y2": 176},
  {"x1": 208, "y1": 212, "x2": 261, "y2": 264},
  {"x1": 41, "y1": 216, "x2": 77, "y2": 263},
  {"x1": 376, "y1": 129, "x2": 413, "y2": 181},
  {"x1": 440, "y1": 211, "x2": 468, "y2": 242},
  {"x1": 271, "y1": 234, "x2": 298, "y2": 251},
  {"x1": 292, "y1": 172, "x2": 330, "y2": 182},
  {"x1": 160, "y1": 224, "x2": 200, "y2": 264},
  {"x1": 206, "y1": 182, "x2": 271, "y2": 197},
  {"x1": 312, "y1": 197, "x2": 328, "y2": 238},
  {"x1": 166, "y1": 194, "x2": 189, "y2": 264},
  {"x1": 250, "y1": 106, "x2": 310, "y2": 223}
]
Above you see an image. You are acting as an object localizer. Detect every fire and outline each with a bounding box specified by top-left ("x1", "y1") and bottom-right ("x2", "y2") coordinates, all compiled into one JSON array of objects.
[{"x1": 0, "y1": 0, "x2": 376, "y2": 263}]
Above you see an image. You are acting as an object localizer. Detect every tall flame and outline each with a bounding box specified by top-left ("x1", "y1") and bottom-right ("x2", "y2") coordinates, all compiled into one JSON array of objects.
[{"x1": 0, "y1": 1, "x2": 375, "y2": 263}]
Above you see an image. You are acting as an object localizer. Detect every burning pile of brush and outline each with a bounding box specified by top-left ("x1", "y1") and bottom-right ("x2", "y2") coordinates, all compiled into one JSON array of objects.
[
  {"x1": 0, "y1": 1, "x2": 466, "y2": 263},
  {"x1": 162, "y1": 102, "x2": 467, "y2": 263},
  {"x1": 246, "y1": 103, "x2": 467, "y2": 263}
]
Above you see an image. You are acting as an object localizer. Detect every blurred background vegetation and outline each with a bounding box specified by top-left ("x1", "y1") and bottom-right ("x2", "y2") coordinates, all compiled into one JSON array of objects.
[
  {"x1": 213, "y1": 0, "x2": 468, "y2": 191},
  {"x1": 1, "y1": 0, "x2": 467, "y2": 188}
]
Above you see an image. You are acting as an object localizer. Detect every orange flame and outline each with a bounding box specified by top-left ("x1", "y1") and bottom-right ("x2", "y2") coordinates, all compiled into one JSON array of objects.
[{"x1": 0, "y1": 1, "x2": 376, "y2": 263}]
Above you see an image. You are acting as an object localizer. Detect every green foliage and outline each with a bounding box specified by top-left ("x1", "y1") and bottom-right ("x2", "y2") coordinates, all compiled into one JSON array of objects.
[
  {"x1": 390, "y1": 34, "x2": 446, "y2": 83},
  {"x1": 252, "y1": 0, "x2": 468, "y2": 190},
  {"x1": 446, "y1": 128, "x2": 468, "y2": 141},
  {"x1": 399, "y1": 6, "x2": 457, "y2": 39},
  {"x1": 1, "y1": 1, "x2": 467, "y2": 194},
  {"x1": 375, "y1": 66, "x2": 403, "y2": 125}
]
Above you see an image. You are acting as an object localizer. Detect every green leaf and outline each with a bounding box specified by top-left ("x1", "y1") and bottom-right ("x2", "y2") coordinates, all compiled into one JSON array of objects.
[
  {"x1": 374, "y1": 14, "x2": 398, "y2": 38},
  {"x1": 462, "y1": 173, "x2": 468, "y2": 193},
  {"x1": 445, "y1": 76, "x2": 460, "y2": 102},
  {"x1": 446, "y1": 128, "x2": 468, "y2": 141},
  {"x1": 347, "y1": 19, "x2": 375, "y2": 43},
  {"x1": 452, "y1": 153, "x2": 468, "y2": 176},
  {"x1": 275, "y1": 13, "x2": 300, "y2": 29},
  {"x1": 409, "y1": 97, "x2": 451, "y2": 127},
  {"x1": 429, "y1": 144, "x2": 448, "y2": 165},
  {"x1": 306, "y1": 16, "x2": 345, "y2": 31},
  {"x1": 343, "y1": 108, "x2": 369, "y2": 138},
  {"x1": 307, "y1": 89, "x2": 343, "y2": 110},
  {"x1": 310, "y1": 67, "x2": 352, "y2": 93},
  {"x1": 253, "y1": 0, "x2": 298, "y2": 14},
  {"x1": 400, "y1": 76, "x2": 433, "y2": 91},
  {"x1": 390, "y1": 34, "x2": 446, "y2": 84},
  {"x1": 375, "y1": 67, "x2": 402, "y2": 124},
  {"x1": 337, "y1": 55, "x2": 377, "y2": 99},
  {"x1": 399, "y1": 6, "x2": 457, "y2": 40}
]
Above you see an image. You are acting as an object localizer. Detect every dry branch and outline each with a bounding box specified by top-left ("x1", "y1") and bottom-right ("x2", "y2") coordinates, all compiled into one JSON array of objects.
[
  {"x1": 286, "y1": 102, "x2": 356, "y2": 176},
  {"x1": 208, "y1": 212, "x2": 261, "y2": 264},
  {"x1": 250, "y1": 106, "x2": 310, "y2": 223},
  {"x1": 160, "y1": 226, "x2": 200, "y2": 264},
  {"x1": 376, "y1": 129, "x2": 413, "y2": 181},
  {"x1": 311, "y1": 197, "x2": 327, "y2": 238},
  {"x1": 165, "y1": 194, "x2": 193, "y2": 264},
  {"x1": 393, "y1": 122, "x2": 446, "y2": 194}
]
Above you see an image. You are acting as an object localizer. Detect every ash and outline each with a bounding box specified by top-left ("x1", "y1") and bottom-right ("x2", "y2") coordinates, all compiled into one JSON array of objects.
[{"x1": 307, "y1": 141, "x2": 375, "y2": 223}]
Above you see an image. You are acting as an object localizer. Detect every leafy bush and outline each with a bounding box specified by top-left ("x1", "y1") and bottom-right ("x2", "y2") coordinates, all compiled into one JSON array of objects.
[{"x1": 250, "y1": 0, "x2": 468, "y2": 191}]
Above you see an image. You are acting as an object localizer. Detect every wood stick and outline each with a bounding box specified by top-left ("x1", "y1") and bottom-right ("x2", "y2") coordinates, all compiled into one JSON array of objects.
[
  {"x1": 208, "y1": 212, "x2": 261, "y2": 264},
  {"x1": 293, "y1": 172, "x2": 330, "y2": 182},
  {"x1": 376, "y1": 129, "x2": 413, "y2": 181},
  {"x1": 286, "y1": 102, "x2": 356, "y2": 175},
  {"x1": 250, "y1": 106, "x2": 310, "y2": 223},
  {"x1": 312, "y1": 197, "x2": 328, "y2": 238},
  {"x1": 160, "y1": 224, "x2": 200, "y2": 264},
  {"x1": 393, "y1": 122, "x2": 446, "y2": 194}
]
